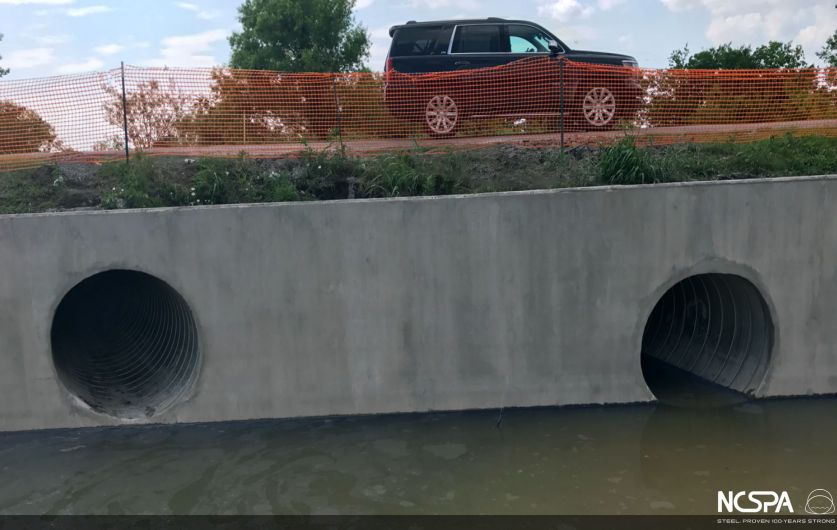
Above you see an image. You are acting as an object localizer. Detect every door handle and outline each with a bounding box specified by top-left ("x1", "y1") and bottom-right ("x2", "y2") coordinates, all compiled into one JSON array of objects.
[{"x1": 455, "y1": 61, "x2": 471, "y2": 66}]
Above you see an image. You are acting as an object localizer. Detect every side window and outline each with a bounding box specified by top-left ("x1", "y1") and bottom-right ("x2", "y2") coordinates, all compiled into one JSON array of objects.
[
  {"x1": 391, "y1": 26, "x2": 453, "y2": 56},
  {"x1": 507, "y1": 24, "x2": 552, "y2": 54},
  {"x1": 451, "y1": 25, "x2": 502, "y2": 54}
]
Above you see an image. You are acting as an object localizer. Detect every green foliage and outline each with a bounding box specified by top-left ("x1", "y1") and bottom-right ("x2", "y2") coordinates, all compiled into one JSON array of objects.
[
  {"x1": 229, "y1": 0, "x2": 370, "y2": 72},
  {"x1": 751, "y1": 41, "x2": 809, "y2": 69},
  {"x1": 99, "y1": 155, "x2": 182, "y2": 209},
  {"x1": 669, "y1": 41, "x2": 809, "y2": 69},
  {"x1": 818, "y1": 30, "x2": 837, "y2": 67},
  {"x1": 652, "y1": 41, "x2": 829, "y2": 128},
  {"x1": 662, "y1": 134, "x2": 837, "y2": 181},
  {"x1": 3, "y1": 136, "x2": 837, "y2": 213},
  {"x1": 99, "y1": 154, "x2": 299, "y2": 209},
  {"x1": 295, "y1": 147, "x2": 361, "y2": 199},
  {"x1": 191, "y1": 156, "x2": 299, "y2": 205},
  {"x1": 0, "y1": 164, "x2": 67, "y2": 214},
  {"x1": 0, "y1": 34, "x2": 8, "y2": 78},
  {"x1": 668, "y1": 45, "x2": 691, "y2": 69},
  {"x1": 359, "y1": 153, "x2": 457, "y2": 197},
  {"x1": 599, "y1": 137, "x2": 667, "y2": 185}
]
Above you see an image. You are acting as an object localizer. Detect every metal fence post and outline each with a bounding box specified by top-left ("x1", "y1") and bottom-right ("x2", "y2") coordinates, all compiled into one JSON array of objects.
[
  {"x1": 331, "y1": 76, "x2": 343, "y2": 146},
  {"x1": 120, "y1": 61, "x2": 129, "y2": 162},
  {"x1": 559, "y1": 57, "x2": 565, "y2": 152}
]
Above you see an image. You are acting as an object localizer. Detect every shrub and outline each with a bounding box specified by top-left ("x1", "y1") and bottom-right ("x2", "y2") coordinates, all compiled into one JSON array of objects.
[
  {"x1": 599, "y1": 137, "x2": 668, "y2": 185},
  {"x1": 294, "y1": 147, "x2": 360, "y2": 200},
  {"x1": 99, "y1": 155, "x2": 178, "y2": 209},
  {"x1": 192, "y1": 156, "x2": 299, "y2": 205}
]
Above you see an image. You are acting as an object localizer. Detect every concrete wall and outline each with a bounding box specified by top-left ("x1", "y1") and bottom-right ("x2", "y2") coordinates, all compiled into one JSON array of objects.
[{"x1": 1, "y1": 175, "x2": 836, "y2": 432}]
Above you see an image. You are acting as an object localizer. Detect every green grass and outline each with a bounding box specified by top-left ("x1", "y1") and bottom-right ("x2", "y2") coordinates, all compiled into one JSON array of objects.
[
  {"x1": 599, "y1": 137, "x2": 669, "y2": 185},
  {"x1": 0, "y1": 134, "x2": 835, "y2": 215}
]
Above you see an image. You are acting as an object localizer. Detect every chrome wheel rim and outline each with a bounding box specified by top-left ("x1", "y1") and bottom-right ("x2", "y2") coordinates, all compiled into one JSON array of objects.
[
  {"x1": 583, "y1": 87, "x2": 616, "y2": 127},
  {"x1": 426, "y1": 95, "x2": 458, "y2": 134}
]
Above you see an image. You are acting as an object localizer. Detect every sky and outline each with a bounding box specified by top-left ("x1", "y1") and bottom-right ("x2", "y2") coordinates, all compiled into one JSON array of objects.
[{"x1": 0, "y1": 0, "x2": 835, "y2": 80}]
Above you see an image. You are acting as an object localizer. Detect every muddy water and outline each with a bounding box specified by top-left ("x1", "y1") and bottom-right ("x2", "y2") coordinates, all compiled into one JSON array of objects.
[{"x1": 0, "y1": 396, "x2": 834, "y2": 515}]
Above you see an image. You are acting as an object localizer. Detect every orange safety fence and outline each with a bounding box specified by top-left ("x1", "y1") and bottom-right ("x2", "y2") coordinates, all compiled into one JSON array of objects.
[{"x1": 0, "y1": 58, "x2": 835, "y2": 172}]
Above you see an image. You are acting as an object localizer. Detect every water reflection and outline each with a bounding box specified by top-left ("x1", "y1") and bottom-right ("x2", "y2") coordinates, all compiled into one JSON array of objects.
[{"x1": 0, "y1": 397, "x2": 833, "y2": 515}]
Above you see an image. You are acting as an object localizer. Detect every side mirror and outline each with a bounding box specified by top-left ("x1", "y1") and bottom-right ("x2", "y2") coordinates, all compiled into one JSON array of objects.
[{"x1": 548, "y1": 40, "x2": 562, "y2": 56}]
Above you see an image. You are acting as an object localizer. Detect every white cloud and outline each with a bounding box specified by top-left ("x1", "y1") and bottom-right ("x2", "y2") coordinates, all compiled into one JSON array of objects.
[
  {"x1": 597, "y1": 0, "x2": 625, "y2": 9},
  {"x1": 356, "y1": 0, "x2": 374, "y2": 8},
  {"x1": 20, "y1": 23, "x2": 73, "y2": 45},
  {"x1": 659, "y1": 0, "x2": 702, "y2": 10},
  {"x1": 57, "y1": 57, "x2": 104, "y2": 73},
  {"x1": 143, "y1": 29, "x2": 229, "y2": 67},
  {"x1": 368, "y1": 25, "x2": 396, "y2": 71},
  {"x1": 658, "y1": 0, "x2": 837, "y2": 63},
  {"x1": 408, "y1": 0, "x2": 480, "y2": 10},
  {"x1": 0, "y1": 0, "x2": 73, "y2": 4},
  {"x1": 94, "y1": 43, "x2": 125, "y2": 55},
  {"x1": 618, "y1": 33, "x2": 634, "y2": 46},
  {"x1": 175, "y1": 2, "x2": 221, "y2": 20},
  {"x1": 706, "y1": 12, "x2": 762, "y2": 44},
  {"x1": 2, "y1": 47, "x2": 54, "y2": 69},
  {"x1": 538, "y1": 0, "x2": 595, "y2": 22},
  {"x1": 39, "y1": 35, "x2": 72, "y2": 45},
  {"x1": 554, "y1": 24, "x2": 600, "y2": 46},
  {"x1": 66, "y1": 4, "x2": 110, "y2": 16}
]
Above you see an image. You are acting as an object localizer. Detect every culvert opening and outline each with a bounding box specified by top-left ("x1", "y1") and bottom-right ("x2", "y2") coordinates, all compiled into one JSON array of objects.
[
  {"x1": 51, "y1": 270, "x2": 200, "y2": 420},
  {"x1": 641, "y1": 273, "x2": 773, "y2": 407}
]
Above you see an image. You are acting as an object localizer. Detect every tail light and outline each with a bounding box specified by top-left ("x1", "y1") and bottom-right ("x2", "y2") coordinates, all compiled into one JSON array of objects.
[{"x1": 385, "y1": 57, "x2": 394, "y2": 81}]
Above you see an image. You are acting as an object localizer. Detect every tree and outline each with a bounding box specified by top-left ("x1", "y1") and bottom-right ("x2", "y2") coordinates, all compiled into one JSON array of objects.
[
  {"x1": 653, "y1": 40, "x2": 825, "y2": 128},
  {"x1": 0, "y1": 101, "x2": 61, "y2": 154},
  {"x1": 0, "y1": 34, "x2": 9, "y2": 78},
  {"x1": 668, "y1": 41, "x2": 808, "y2": 69},
  {"x1": 818, "y1": 30, "x2": 837, "y2": 67},
  {"x1": 229, "y1": 0, "x2": 370, "y2": 72},
  {"x1": 101, "y1": 77, "x2": 195, "y2": 150},
  {"x1": 752, "y1": 41, "x2": 808, "y2": 69}
]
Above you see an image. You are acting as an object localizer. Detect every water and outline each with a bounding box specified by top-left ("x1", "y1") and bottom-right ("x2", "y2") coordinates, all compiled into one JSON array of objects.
[{"x1": 0, "y1": 396, "x2": 835, "y2": 515}]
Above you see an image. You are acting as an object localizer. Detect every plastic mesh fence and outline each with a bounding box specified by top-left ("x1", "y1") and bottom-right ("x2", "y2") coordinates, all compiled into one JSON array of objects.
[{"x1": 0, "y1": 58, "x2": 835, "y2": 171}]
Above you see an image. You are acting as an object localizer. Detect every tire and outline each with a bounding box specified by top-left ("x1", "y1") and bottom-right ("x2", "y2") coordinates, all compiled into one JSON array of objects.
[
  {"x1": 424, "y1": 95, "x2": 459, "y2": 137},
  {"x1": 578, "y1": 86, "x2": 619, "y2": 131}
]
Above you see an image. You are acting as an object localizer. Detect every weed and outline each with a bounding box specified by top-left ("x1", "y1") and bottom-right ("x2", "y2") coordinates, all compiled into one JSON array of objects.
[
  {"x1": 599, "y1": 137, "x2": 668, "y2": 185},
  {"x1": 1, "y1": 135, "x2": 835, "y2": 214}
]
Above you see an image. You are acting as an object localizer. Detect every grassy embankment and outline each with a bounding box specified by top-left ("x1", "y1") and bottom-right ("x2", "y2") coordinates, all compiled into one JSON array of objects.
[{"x1": 0, "y1": 134, "x2": 835, "y2": 215}]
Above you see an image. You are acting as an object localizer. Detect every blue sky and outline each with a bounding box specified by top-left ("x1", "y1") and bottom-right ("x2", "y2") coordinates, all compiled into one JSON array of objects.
[{"x1": 0, "y1": 0, "x2": 835, "y2": 79}]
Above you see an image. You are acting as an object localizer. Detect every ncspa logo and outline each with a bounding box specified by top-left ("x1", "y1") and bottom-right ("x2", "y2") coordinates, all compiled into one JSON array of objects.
[
  {"x1": 717, "y1": 491, "x2": 794, "y2": 513},
  {"x1": 805, "y1": 489, "x2": 836, "y2": 515}
]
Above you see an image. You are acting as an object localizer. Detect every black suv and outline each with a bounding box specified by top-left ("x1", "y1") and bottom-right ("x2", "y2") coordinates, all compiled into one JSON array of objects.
[{"x1": 384, "y1": 18, "x2": 641, "y2": 135}]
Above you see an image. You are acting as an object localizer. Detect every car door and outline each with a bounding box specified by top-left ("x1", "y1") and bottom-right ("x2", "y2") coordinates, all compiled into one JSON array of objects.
[
  {"x1": 448, "y1": 24, "x2": 508, "y2": 114},
  {"x1": 504, "y1": 23, "x2": 562, "y2": 116}
]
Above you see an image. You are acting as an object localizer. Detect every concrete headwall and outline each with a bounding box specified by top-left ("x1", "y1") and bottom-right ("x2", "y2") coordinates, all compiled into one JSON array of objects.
[{"x1": 1, "y1": 175, "x2": 836, "y2": 432}]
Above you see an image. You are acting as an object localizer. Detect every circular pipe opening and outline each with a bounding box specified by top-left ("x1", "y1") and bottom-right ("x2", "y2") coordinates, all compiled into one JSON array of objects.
[
  {"x1": 641, "y1": 273, "x2": 773, "y2": 407},
  {"x1": 51, "y1": 270, "x2": 200, "y2": 419}
]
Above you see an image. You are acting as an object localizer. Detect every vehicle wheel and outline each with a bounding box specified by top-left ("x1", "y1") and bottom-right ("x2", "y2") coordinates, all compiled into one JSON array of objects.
[
  {"x1": 581, "y1": 86, "x2": 617, "y2": 130},
  {"x1": 425, "y1": 95, "x2": 459, "y2": 136}
]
